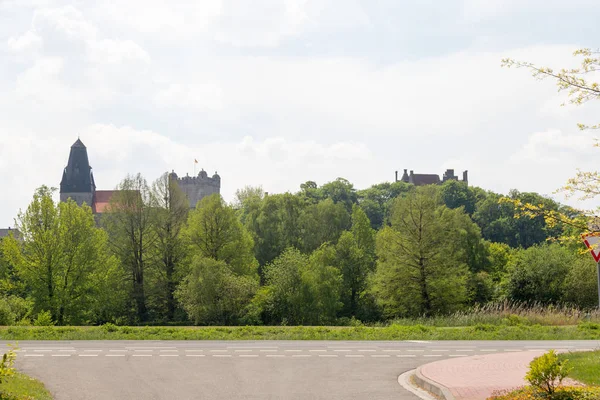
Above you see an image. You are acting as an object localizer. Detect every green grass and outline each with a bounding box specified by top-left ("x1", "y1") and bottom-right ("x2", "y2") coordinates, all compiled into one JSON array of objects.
[
  {"x1": 2, "y1": 323, "x2": 600, "y2": 341},
  {"x1": 0, "y1": 372, "x2": 52, "y2": 400},
  {"x1": 559, "y1": 350, "x2": 600, "y2": 386}
]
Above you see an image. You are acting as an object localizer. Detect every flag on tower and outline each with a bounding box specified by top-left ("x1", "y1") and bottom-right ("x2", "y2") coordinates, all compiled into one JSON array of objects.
[{"x1": 194, "y1": 159, "x2": 198, "y2": 164}]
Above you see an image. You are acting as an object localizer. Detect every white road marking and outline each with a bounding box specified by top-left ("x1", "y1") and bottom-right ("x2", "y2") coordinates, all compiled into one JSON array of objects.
[
  {"x1": 235, "y1": 350, "x2": 252, "y2": 352},
  {"x1": 405, "y1": 340, "x2": 430, "y2": 343},
  {"x1": 212, "y1": 354, "x2": 232, "y2": 357},
  {"x1": 160, "y1": 350, "x2": 178, "y2": 352},
  {"x1": 333, "y1": 349, "x2": 351, "y2": 352},
  {"x1": 504, "y1": 349, "x2": 524, "y2": 352},
  {"x1": 84, "y1": 350, "x2": 103, "y2": 352},
  {"x1": 431, "y1": 350, "x2": 450, "y2": 352},
  {"x1": 260, "y1": 349, "x2": 277, "y2": 352},
  {"x1": 159, "y1": 354, "x2": 179, "y2": 357},
  {"x1": 449, "y1": 355, "x2": 468, "y2": 357},
  {"x1": 481, "y1": 349, "x2": 498, "y2": 352},
  {"x1": 397, "y1": 355, "x2": 416, "y2": 358},
  {"x1": 285, "y1": 349, "x2": 302, "y2": 352},
  {"x1": 238, "y1": 355, "x2": 258, "y2": 358},
  {"x1": 358, "y1": 349, "x2": 376, "y2": 352},
  {"x1": 318, "y1": 355, "x2": 337, "y2": 358},
  {"x1": 79, "y1": 354, "x2": 98, "y2": 357},
  {"x1": 210, "y1": 350, "x2": 228, "y2": 352},
  {"x1": 132, "y1": 354, "x2": 152, "y2": 357},
  {"x1": 456, "y1": 350, "x2": 474, "y2": 352},
  {"x1": 424, "y1": 354, "x2": 443, "y2": 357},
  {"x1": 381, "y1": 349, "x2": 402, "y2": 352},
  {"x1": 186, "y1": 354, "x2": 205, "y2": 357},
  {"x1": 34, "y1": 350, "x2": 52, "y2": 352},
  {"x1": 185, "y1": 350, "x2": 204, "y2": 352},
  {"x1": 106, "y1": 354, "x2": 125, "y2": 357},
  {"x1": 134, "y1": 350, "x2": 153, "y2": 352},
  {"x1": 406, "y1": 350, "x2": 425, "y2": 352},
  {"x1": 51, "y1": 354, "x2": 71, "y2": 357},
  {"x1": 59, "y1": 349, "x2": 76, "y2": 352},
  {"x1": 345, "y1": 355, "x2": 364, "y2": 358},
  {"x1": 309, "y1": 350, "x2": 326, "y2": 352},
  {"x1": 109, "y1": 350, "x2": 127, "y2": 352},
  {"x1": 25, "y1": 354, "x2": 44, "y2": 357},
  {"x1": 266, "y1": 354, "x2": 284, "y2": 358},
  {"x1": 292, "y1": 355, "x2": 310, "y2": 358},
  {"x1": 371, "y1": 355, "x2": 390, "y2": 358}
]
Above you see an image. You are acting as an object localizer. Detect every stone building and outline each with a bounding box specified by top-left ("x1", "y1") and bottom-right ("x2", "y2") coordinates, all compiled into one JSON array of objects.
[
  {"x1": 395, "y1": 168, "x2": 468, "y2": 186},
  {"x1": 59, "y1": 139, "x2": 221, "y2": 212}
]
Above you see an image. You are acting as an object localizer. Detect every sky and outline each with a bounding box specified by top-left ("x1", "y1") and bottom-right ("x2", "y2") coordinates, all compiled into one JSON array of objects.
[{"x1": 1, "y1": 0, "x2": 600, "y2": 227}]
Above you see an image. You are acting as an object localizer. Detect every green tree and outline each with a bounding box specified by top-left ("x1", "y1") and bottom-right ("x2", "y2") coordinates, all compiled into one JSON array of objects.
[
  {"x1": 176, "y1": 257, "x2": 258, "y2": 325},
  {"x1": 2, "y1": 186, "x2": 117, "y2": 324},
  {"x1": 186, "y1": 194, "x2": 257, "y2": 276},
  {"x1": 150, "y1": 172, "x2": 189, "y2": 321},
  {"x1": 371, "y1": 186, "x2": 471, "y2": 317},
  {"x1": 320, "y1": 178, "x2": 358, "y2": 212},
  {"x1": 357, "y1": 181, "x2": 413, "y2": 229},
  {"x1": 563, "y1": 256, "x2": 599, "y2": 308},
  {"x1": 261, "y1": 248, "x2": 341, "y2": 325},
  {"x1": 298, "y1": 199, "x2": 351, "y2": 253},
  {"x1": 503, "y1": 243, "x2": 576, "y2": 304},
  {"x1": 440, "y1": 180, "x2": 476, "y2": 215},
  {"x1": 103, "y1": 174, "x2": 155, "y2": 322}
]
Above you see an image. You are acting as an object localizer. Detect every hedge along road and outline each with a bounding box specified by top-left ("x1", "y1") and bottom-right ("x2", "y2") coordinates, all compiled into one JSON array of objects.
[{"x1": 4, "y1": 340, "x2": 600, "y2": 400}]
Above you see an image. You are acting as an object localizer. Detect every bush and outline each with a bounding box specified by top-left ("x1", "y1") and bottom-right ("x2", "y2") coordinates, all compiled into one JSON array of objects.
[
  {"x1": 526, "y1": 350, "x2": 572, "y2": 397},
  {"x1": 489, "y1": 386, "x2": 600, "y2": 400},
  {"x1": 0, "y1": 345, "x2": 17, "y2": 385},
  {"x1": 101, "y1": 322, "x2": 118, "y2": 333},
  {"x1": 33, "y1": 311, "x2": 54, "y2": 327}
]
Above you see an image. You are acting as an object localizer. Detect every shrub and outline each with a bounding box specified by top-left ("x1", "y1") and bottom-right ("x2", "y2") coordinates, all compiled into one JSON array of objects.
[
  {"x1": 33, "y1": 311, "x2": 54, "y2": 327},
  {"x1": 0, "y1": 345, "x2": 17, "y2": 385},
  {"x1": 101, "y1": 323, "x2": 118, "y2": 333},
  {"x1": 526, "y1": 350, "x2": 572, "y2": 397}
]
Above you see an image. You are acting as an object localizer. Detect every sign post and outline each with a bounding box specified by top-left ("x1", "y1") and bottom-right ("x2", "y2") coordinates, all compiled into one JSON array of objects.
[{"x1": 581, "y1": 233, "x2": 600, "y2": 308}]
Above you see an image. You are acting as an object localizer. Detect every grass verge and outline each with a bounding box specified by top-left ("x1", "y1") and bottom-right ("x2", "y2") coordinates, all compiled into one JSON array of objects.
[
  {"x1": 559, "y1": 350, "x2": 600, "y2": 386},
  {"x1": 0, "y1": 372, "x2": 52, "y2": 400},
  {"x1": 2, "y1": 323, "x2": 600, "y2": 340}
]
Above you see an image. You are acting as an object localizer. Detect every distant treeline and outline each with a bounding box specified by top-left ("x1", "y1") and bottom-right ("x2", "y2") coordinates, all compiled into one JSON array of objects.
[{"x1": 0, "y1": 175, "x2": 596, "y2": 326}]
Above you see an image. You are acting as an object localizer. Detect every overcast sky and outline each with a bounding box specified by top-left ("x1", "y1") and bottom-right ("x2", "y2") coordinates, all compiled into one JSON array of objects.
[{"x1": 1, "y1": 0, "x2": 599, "y2": 227}]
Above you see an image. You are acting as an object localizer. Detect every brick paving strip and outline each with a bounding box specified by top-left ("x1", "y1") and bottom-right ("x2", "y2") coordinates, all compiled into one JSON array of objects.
[{"x1": 417, "y1": 351, "x2": 546, "y2": 400}]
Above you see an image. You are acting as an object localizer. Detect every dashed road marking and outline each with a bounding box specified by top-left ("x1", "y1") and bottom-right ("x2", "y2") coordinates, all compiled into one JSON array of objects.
[
  {"x1": 186, "y1": 354, "x2": 205, "y2": 357},
  {"x1": 238, "y1": 355, "x2": 258, "y2": 358},
  {"x1": 106, "y1": 354, "x2": 125, "y2": 357},
  {"x1": 132, "y1": 354, "x2": 152, "y2": 357},
  {"x1": 160, "y1": 350, "x2": 178, "y2": 352},
  {"x1": 266, "y1": 354, "x2": 284, "y2": 358},
  {"x1": 159, "y1": 354, "x2": 179, "y2": 357},
  {"x1": 292, "y1": 354, "x2": 310, "y2": 358},
  {"x1": 210, "y1": 350, "x2": 228, "y2": 353},
  {"x1": 358, "y1": 349, "x2": 376, "y2": 352},
  {"x1": 79, "y1": 354, "x2": 98, "y2": 357},
  {"x1": 285, "y1": 349, "x2": 302, "y2": 352},
  {"x1": 235, "y1": 350, "x2": 252, "y2": 353},
  {"x1": 481, "y1": 349, "x2": 498, "y2": 352},
  {"x1": 212, "y1": 354, "x2": 232, "y2": 358},
  {"x1": 397, "y1": 355, "x2": 416, "y2": 358},
  {"x1": 424, "y1": 354, "x2": 443, "y2": 357},
  {"x1": 309, "y1": 350, "x2": 326, "y2": 352},
  {"x1": 260, "y1": 350, "x2": 277, "y2": 352},
  {"x1": 318, "y1": 355, "x2": 338, "y2": 358},
  {"x1": 371, "y1": 355, "x2": 390, "y2": 358},
  {"x1": 333, "y1": 349, "x2": 351, "y2": 352},
  {"x1": 84, "y1": 350, "x2": 103, "y2": 352},
  {"x1": 345, "y1": 355, "x2": 364, "y2": 358},
  {"x1": 59, "y1": 349, "x2": 76, "y2": 352},
  {"x1": 406, "y1": 350, "x2": 425, "y2": 352},
  {"x1": 449, "y1": 355, "x2": 468, "y2": 357},
  {"x1": 25, "y1": 354, "x2": 44, "y2": 357},
  {"x1": 109, "y1": 350, "x2": 127, "y2": 352},
  {"x1": 34, "y1": 350, "x2": 52, "y2": 352},
  {"x1": 185, "y1": 350, "x2": 204, "y2": 352},
  {"x1": 51, "y1": 354, "x2": 71, "y2": 357}
]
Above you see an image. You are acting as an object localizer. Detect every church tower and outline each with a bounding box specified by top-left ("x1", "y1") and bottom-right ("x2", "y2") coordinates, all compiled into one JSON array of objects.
[{"x1": 60, "y1": 139, "x2": 96, "y2": 206}]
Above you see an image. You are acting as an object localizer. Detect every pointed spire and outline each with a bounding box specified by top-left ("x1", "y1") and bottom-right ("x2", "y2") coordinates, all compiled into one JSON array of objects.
[{"x1": 60, "y1": 138, "x2": 95, "y2": 194}]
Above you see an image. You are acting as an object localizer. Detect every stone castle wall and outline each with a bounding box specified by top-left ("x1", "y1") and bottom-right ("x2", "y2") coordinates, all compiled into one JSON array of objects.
[{"x1": 174, "y1": 171, "x2": 221, "y2": 209}]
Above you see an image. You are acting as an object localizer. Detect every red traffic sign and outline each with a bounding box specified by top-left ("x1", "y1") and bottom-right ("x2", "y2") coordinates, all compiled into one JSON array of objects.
[{"x1": 582, "y1": 233, "x2": 600, "y2": 262}]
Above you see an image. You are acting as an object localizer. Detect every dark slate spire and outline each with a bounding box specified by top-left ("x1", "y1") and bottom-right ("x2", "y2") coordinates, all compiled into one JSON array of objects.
[{"x1": 60, "y1": 139, "x2": 95, "y2": 193}]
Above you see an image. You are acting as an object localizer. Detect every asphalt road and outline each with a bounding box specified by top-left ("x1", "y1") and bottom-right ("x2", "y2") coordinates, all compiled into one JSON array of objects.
[{"x1": 2, "y1": 340, "x2": 599, "y2": 400}]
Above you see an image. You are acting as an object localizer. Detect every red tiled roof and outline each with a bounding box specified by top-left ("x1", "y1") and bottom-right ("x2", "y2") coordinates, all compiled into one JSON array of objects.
[{"x1": 92, "y1": 190, "x2": 117, "y2": 214}]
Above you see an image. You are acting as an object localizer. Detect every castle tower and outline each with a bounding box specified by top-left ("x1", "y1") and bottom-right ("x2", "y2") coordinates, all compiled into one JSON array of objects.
[
  {"x1": 60, "y1": 139, "x2": 96, "y2": 206},
  {"x1": 173, "y1": 169, "x2": 221, "y2": 209}
]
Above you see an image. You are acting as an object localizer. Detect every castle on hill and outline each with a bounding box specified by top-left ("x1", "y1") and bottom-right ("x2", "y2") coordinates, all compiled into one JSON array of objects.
[
  {"x1": 59, "y1": 139, "x2": 220, "y2": 212},
  {"x1": 395, "y1": 168, "x2": 468, "y2": 186}
]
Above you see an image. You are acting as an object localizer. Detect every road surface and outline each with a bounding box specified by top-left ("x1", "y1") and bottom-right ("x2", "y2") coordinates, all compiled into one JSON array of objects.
[{"x1": 3, "y1": 340, "x2": 599, "y2": 400}]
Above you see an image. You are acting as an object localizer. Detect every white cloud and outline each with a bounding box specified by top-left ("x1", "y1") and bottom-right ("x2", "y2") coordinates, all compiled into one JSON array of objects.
[
  {"x1": 33, "y1": 5, "x2": 97, "y2": 41},
  {"x1": 154, "y1": 83, "x2": 224, "y2": 110},
  {"x1": 7, "y1": 30, "x2": 43, "y2": 53},
  {"x1": 510, "y1": 129, "x2": 595, "y2": 164}
]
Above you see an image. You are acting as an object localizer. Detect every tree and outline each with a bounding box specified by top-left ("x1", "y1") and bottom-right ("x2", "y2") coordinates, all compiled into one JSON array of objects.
[
  {"x1": 298, "y1": 199, "x2": 351, "y2": 253},
  {"x1": 185, "y1": 194, "x2": 257, "y2": 277},
  {"x1": 357, "y1": 181, "x2": 413, "y2": 229},
  {"x1": 2, "y1": 186, "x2": 117, "y2": 324},
  {"x1": 150, "y1": 172, "x2": 189, "y2": 321},
  {"x1": 261, "y1": 248, "x2": 341, "y2": 325},
  {"x1": 371, "y1": 186, "x2": 471, "y2": 317},
  {"x1": 320, "y1": 178, "x2": 358, "y2": 212},
  {"x1": 440, "y1": 180, "x2": 476, "y2": 215},
  {"x1": 503, "y1": 244, "x2": 576, "y2": 304},
  {"x1": 103, "y1": 174, "x2": 155, "y2": 322},
  {"x1": 502, "y1": 49, "x2": 599, "y2": 237},
  {"x1": 176, "y1": 257, "x2": 258, "y2": 325}
]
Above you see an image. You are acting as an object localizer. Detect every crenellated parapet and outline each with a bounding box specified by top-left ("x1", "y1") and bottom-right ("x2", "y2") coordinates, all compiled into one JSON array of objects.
[{"x1": 171, "y1": 169, "x2": 221, "y2": 209}]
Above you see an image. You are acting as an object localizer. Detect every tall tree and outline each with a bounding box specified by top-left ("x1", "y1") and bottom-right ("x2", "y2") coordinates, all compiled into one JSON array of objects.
[
  {"x1": 185, "y1": 194, "x2": 257, "y2": 276},
  {"x1": 298, "y1": 199, "x2": 351, "y2": 253},
  {"x1": 103, "y1": 174, "x2": 155, "y2": 322},
  {"x1": 150, "y1": 172, "x2": 189, "y2": 321},
  {"x1": 2, "y1": 186, "x2": 116, "y2": 324},
  {"x1": 371, "y1": 186, "x2": 471, "y2": 317}
]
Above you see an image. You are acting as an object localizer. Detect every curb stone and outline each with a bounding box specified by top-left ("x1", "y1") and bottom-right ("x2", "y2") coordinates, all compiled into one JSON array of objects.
[{"x1": 412, "y1": 366, "x2": 455, "y2": 400}]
